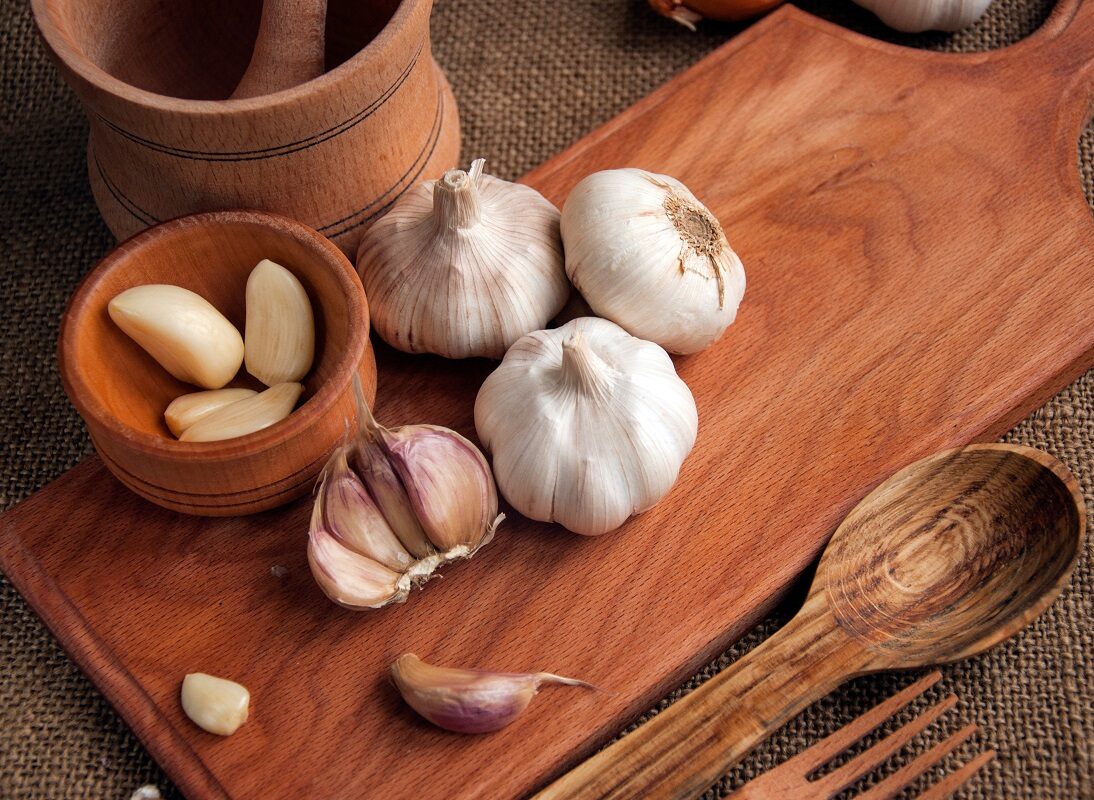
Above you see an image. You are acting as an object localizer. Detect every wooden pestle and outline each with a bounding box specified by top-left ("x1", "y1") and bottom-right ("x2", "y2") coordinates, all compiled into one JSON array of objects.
[{"x1": 231, "y1": 0, "x2": 329, "y2": 99}]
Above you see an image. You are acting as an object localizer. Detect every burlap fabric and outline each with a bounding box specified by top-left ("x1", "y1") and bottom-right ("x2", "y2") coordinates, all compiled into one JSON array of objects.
[{"x1": 1, "y1": 0, "x2": 1090, "y2": 797}]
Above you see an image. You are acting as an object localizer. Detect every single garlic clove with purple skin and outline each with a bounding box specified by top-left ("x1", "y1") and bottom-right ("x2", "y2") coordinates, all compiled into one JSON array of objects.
[{"x1": 390, "y1": 653, "x2": 596, "y2": 734}]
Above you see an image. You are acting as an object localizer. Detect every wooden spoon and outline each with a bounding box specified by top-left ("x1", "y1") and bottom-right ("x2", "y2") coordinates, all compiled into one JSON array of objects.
[
  {"x1": 535, "y1": 443, "x2": 1085, "y2": 800},
  {"x1": 231, "y1": 0, "x2": 328, "y2": 99}
]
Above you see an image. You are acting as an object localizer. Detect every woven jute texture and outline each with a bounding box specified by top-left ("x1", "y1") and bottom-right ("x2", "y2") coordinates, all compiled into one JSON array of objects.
[{"x1": 1, "y1": 0, "x2": 1091, "y2": 797}]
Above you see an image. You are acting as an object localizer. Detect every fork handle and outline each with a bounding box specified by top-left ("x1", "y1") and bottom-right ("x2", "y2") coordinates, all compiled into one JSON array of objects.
[{"x1": 533, "y1": 597, "x2": 872, "y2": 800}]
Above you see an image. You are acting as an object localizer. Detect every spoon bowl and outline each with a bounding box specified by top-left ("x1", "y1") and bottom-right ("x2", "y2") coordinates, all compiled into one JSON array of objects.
[{"x1": 822, "y1": 443, "x2": 1085, "y2": 667}]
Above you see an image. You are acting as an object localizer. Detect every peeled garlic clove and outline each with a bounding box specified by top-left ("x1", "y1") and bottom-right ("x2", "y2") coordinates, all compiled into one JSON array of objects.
[
  {"x1": 108, "y1": 284, "x2": 244, "y2": 389},
  {"x1": 180, "y1": 673, "x2": 250, "y2": 736},
  {"x1": 390, "y1": 653, "x2": 595, "y2": 734},
  {"x1": 307, "y1": 524, "x2": 408, "y2": 609},
  {"x1": 164, "y1": 388, "x2": 257, "y2": 437},
  {"x1": 475, "y1": 317, "x2": 697, "y2": 536},
  {"x1": 179, "y1": 382, "x2": 303, "y2": 442},
  {"x1": 560, "y1": 168, "x2": 746, "y2": 355},
  {"x1": 317, "y1": 449, "x2": 414, "y2": 572},
  {"x1": 358, "y1": 158, "x2": 570, "y2": 359},
  {"x1": 244, "y1": 259, "x2": 315, "y2": 386}
]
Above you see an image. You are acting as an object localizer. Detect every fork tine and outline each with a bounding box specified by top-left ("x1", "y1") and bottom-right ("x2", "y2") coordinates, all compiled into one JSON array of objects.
[
  {"x1": 853, "y1": 723, "x2": 980, "y2": 800},
  {"x1": 774, "y1": 671, "x2": 944, "y2": 774},
  {"x1": 816, "y1": 694, "x2": 959, "y2": 794},
  {"x1": 913, "y1": 749, "x2": 996, "y2": 800}
]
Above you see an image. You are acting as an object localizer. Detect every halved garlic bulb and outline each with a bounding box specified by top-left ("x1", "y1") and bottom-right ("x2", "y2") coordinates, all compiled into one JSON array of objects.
[
  {"x1": 560, "y1": 168, "x2": 746, "y2": 354},
  {"x1": 307, "y1": 380, "x2": 503, "y2": 609},
  {"x1": 357, "y1": 159, "x2": 570, "y2": 359},
  {"x1": 475, "y1": 317, "x2": 698, "y2": 536}
]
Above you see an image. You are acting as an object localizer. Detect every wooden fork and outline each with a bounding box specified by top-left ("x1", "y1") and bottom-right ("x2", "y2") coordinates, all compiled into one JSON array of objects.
[{"x1": 728, "y1": 672, "x2": 995, "y2": 799}]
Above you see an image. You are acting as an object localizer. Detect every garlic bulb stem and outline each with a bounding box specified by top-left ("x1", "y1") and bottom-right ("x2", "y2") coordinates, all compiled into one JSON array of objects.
[
  {"x1": 433, "y1": 158, "x2": 485, "y2": 230},
  {"x1": 561, "y1": 333, "x2": 615, "y2": 403}
]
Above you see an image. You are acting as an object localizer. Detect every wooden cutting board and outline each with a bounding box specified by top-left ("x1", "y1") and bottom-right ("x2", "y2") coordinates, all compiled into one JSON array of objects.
[{"x1": 4, "y1": 3, "x2": 1094, "y2": 798}]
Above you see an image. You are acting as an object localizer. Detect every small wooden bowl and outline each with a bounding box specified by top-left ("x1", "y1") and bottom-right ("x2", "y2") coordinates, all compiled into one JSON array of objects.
[{"x1": 58, "y1": 210, "x2": 377, "y2": 516}]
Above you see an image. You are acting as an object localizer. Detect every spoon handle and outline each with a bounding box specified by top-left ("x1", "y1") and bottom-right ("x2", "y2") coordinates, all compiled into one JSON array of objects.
[{"x1": 534, "y1": 598, "x2": 870, "y2": 800}]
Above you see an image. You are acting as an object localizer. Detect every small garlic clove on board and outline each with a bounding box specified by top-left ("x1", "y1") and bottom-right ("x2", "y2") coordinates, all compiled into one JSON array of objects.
[
  {"x1": 307, "y1": 377, "x2": 502, "y2": 610},
  {"x1": 475, "y1": 317, "x2": 698, "y2": 535},
  {"x1": 179, "y1": 382, "x2": 304, "y2": 442},
  {"x1": 180, "y1": 673, "x2": 250, "y2": 736},
  {"x1": 164, "y1": 388, "x2": 257, "y2": 437},
  {"x1": 244, "y1": 259, "x2": 315, "y2": 386},
  {"x1": 560, "y1": 168, "x2": 746, "y2": 354},
  {"x1": 357, "y1": 158, "x2": 570, "y2": 359},
  {"x1": 108, "y1": 284, "x2": 245, "y2": 389},
  {"x1": 390, "y1": 653, "x2": 595, "y2": 734}
]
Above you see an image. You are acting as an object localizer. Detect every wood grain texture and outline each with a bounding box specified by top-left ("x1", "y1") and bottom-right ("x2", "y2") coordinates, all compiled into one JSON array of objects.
[
  {"x1": 57, "y1": 210, "x2": 376, "y2": 516},
  {"x1": 31, "y1": 0, "x2": 458, "y2": 255},
  {"x1": 4, "y1": 1, "x2": 1094, "y2": 798},
  {"x1": 536, "y1": 444, "x2": 1083, "y2": 799}
]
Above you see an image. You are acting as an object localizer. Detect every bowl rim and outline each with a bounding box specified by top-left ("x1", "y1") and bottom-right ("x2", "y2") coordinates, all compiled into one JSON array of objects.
[
  {"x1": 58, "y1": 209, "x2": 370, "y2": 460},
  {"x1": 30, "y1": 0, "x2": 427, "y2": 114}
]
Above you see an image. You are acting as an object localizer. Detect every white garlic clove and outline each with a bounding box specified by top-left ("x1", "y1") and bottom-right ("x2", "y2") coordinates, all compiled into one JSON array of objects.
[
  {"x1": 108, "y1": 284, "x2": 245, "y2": 389},
  {"x1": 179, "y1": 382, "x2": 303, "y2": 442},
  {"x1": 316, "y1": 449, "x2": 414, "y2": 572},
  {"x1": 244, "y1": 259, "x2": 315, "y2": 386},
  {"x1": 475, "y1": 317, "x2": 698, "y2": 536},
  {"x1": 390, "y1": 653, "x2": 595, "y2": 734},
  {"x1": 560, "y1": 168, "x2": 746, "y2": 355},
  {"x1": 180, "y1": 673, "x2": 250, "y2": 736},
  {"x1": 307, "y1": 524, "x2": 408, "y2": 609},
  {"x1": 164, "y1": 388, "x2": 258, "y2": 437},
  {"x1": 357, "y1": 158, "x2": 570, "y2": 360},
  {"x1": 351, "y1": 436, "x2": 438, "y2": 560}
]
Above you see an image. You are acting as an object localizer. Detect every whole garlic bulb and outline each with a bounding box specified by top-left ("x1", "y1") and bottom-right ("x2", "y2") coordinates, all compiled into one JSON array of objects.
[
  {"x1": 474, "y1": 317, "x2": 698, "y2": 536},
  {"x1": 357, "y1": 159, "x2": 569, "y2": 359},
  {"x1": 560, "y1": 168, "x2": 745, "y2": 355},
  {"x1": 853, "y1": 0, "x2": 990, "y2": 31}
]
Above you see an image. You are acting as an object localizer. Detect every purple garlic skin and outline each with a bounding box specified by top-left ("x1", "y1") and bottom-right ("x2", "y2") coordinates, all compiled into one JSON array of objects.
[{"x1": 391, "y1": 653, "x2": 595, "y2": 734}]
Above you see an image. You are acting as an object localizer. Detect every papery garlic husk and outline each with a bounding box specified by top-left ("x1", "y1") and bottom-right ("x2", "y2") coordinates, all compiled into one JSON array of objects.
[
  {"x1": 307, "y1": 379, "x2": 503, "y2": 610},
  {"x1": 560, "y1": 168, "x2": 746, "y2": 355},
  {"x1": 108, "y1": 284, "x2": 244, "y2": 389},
  {"x1": 475, "y1": 317, "x2": 698, "y2": 536},
  {"x1": 165, "y1": 388, "x2": 257, "y2": 437},
  {"x1": 244, "y1": 259, "x2": 315, "y2": 386},
  {"x1": 852, "y1": 0, "x2": 989, "y2": 31},
  {"x1": 357, "y1": 158, "x2": 570, "y2": 359},
  {"x1": 390, "y1": 653, "x2": 595, "y2": 734},
  {"x1": 179, "y1": 382, "x2": 303, "y2": 442}
]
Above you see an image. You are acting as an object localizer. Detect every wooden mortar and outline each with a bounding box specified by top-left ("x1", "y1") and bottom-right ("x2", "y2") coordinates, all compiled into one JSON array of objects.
[{"x1": 31, "y1": 0, "x2": 460, "y2": 256}]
